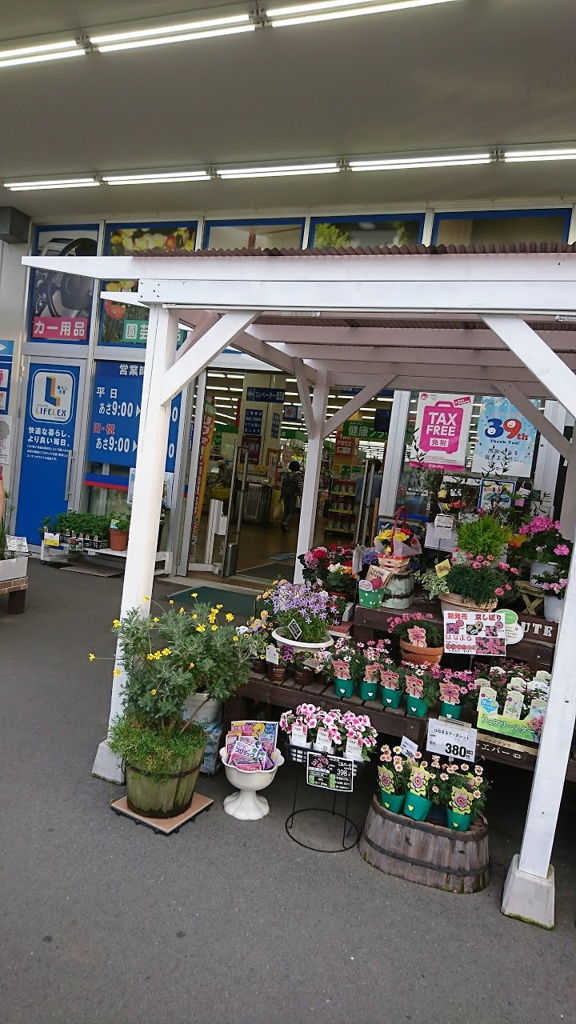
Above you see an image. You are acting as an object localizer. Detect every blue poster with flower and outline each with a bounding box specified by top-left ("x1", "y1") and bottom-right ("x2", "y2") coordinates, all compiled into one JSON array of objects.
[{"x1": 472, "y1": 396, "x2": 537, "y2": 477}]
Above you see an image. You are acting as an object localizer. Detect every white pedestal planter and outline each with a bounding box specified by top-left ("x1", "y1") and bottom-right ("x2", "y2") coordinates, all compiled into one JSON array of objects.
[
  {"x1": 271, "y1": 628, "x2": 333, "y2": 653},
  {"x1": 220, "y1": 747, "x2": 285, "y2": 820},
  {"x1": 544, "y1": 595, "x2": 564, "y2": 623},
  {"x1": 0, "y1": 556, "x2": 28, "y2": 582}
]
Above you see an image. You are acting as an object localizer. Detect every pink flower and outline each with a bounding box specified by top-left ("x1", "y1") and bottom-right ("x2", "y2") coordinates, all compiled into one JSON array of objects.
[
  {"x1": 494, "y1": 587, "x2": 504, "y2": 596},
  {"x1": 554, "y1": 544, "x2": 570, "y2": 556}
]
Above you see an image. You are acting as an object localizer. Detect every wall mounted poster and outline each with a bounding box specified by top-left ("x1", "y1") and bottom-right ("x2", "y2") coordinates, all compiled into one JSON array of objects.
[
  {"x1": 410, "y1": 393, "x2": 473, "y2": 471},
  {"x1": 444, "y1": 609, "x2": 506, "y2": 657},
  {"x1": 29, "y1": 225, "x2": 99, "y2": 343},
  {"x1": 472, "y1": 396, "x2": 537, "y2": 477},
  {"x1": 100, "y1": 223, "x2": 196, "y2": 344}
]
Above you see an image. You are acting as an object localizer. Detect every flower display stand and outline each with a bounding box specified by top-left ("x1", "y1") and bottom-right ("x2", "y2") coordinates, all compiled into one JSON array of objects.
[{"x1": 359, "y1": 795, "x2": 489, "y2": 894}]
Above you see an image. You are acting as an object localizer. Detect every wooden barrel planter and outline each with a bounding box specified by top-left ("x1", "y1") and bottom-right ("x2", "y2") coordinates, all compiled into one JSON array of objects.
[
  {"x1": 126, "y1": 747, "x2": 206, "y2": 819},
  {"x1": 359, "y1": 796, "x2": 489, "y2": 894}
]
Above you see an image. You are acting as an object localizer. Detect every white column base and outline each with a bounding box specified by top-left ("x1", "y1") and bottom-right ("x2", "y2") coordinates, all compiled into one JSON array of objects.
[
  {"x1": 92, "y1": 740, "x2": 125, "y2": 785},
  {"x1": 501, "y1": 854, "x2": 555, "y2": 929},
  {"x1": 223, "y1": 790, "x2": 270, "y2": 820}
]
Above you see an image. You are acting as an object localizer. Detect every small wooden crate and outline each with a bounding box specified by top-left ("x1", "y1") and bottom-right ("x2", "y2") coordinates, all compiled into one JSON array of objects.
[{"x1": 359, "y1": 796, "x2": 489, "y2": 894}]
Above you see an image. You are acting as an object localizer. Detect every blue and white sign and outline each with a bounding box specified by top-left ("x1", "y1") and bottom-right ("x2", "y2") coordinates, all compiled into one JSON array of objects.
[
  {"x1": 472, "y1": 396, "x2": 537, "y2": 477},
  {"x1": 88, "y1": 360, "x2": 180, "y2": 471},
  {"x1": 0, "y1": 340, "x2": 14, "y2": 414},
  {"x1": 246, "y1": 387, "x2": 285, "y2": 404},
  {"x1": 16, "y1": 362, "x2": 81, "y2": 541},
  {"x1": 243, "y1": 408, "x2": 263, "y2": 436},
  {"x1": 271, "y1": 411, "x2": 281, "y2": 439}
]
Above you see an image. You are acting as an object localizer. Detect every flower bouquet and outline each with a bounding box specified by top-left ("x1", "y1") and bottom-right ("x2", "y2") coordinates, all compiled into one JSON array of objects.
[
  {"x1": 386, "y1": 612, "x2": 443, "y2": 665},
  {"x1": 374, "y1": 506, "x2": 421, "y2": 572},
  {"x1": 378, "y1": 744, "x2": 413, "y2": 813}
]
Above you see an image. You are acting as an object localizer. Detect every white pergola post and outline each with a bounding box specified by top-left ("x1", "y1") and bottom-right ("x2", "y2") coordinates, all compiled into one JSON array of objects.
[
  {"x1": 93, "y1": 305, "x2": 179, "y2": 783},
  {"x1": 560, "y1": 456, "x2": 576, "y2": 540},
  {"x1": 534, "y1": 402, "x2": 567, "y2": 515},
  {"x1": 379, "y1": 391, "x2": 411, "y2": 517},
  {"x1": 294, "y1": 372, "x2": 330, "y2": 582}
]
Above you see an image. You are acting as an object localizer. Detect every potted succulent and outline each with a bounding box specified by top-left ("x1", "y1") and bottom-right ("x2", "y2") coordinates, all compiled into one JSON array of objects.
[
  {"x1": 93, "y1": 601, "x2": 252, "y2": 818},
  {"x1": 387, "y1": 612, "x2": 443, "y2": 665},
  {"x1": 378, "y1": 744, "x2": 413, "y2": 813},
  {"x1": 109, "y1": 510, "x2": 131, "y2": 551},
  {"x1": 269, "y1": 581, "x2": 340, "y2": 652}
]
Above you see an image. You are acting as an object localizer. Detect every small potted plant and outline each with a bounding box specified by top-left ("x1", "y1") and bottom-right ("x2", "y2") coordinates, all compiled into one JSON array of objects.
[
  {"x1": 436, "y1": 668, "x2": 480, "y2": 720},
  {"x1": 359, "y1": 639, "x2": 392, "y2": 700},
  {"x1": 535, "y1": 570, "x2": 568, "y2": 623},
  {"x1": 109, "y1": 510, "x2": 131, "y2": 551},
  {"x1": 336, "y1": 711, "x2": 378, "y2": 761},
  {"x1": 419, "y1": 555, "x2": 518, "y2": 613},
  {"x1": 93, "y1": 601, "x2": 252, "y2": 818},
  {"x1": 403, "y1": 663, "x2": 439, "y2": 718},
  {"x1": 380, "y1": 662, "x2": 406, "y2": 709},
  {"x1": 456, "y1": 515, "x2": 509, "y2": 561},
  {"x1": 269, "y1": 581, "x2": 340, "y2": 652},
  {"x1": 387, "y1": 612, "x2": 443, "y2": 665},
  {"x1": 403, "y1": 753, "x2": 435, "y2": 822},
  {"x1": 443, "y1": 763, "x2": 489, "y2": 832},
  {"x1": 280, "y1": 703, "x2": 320, "y2": 750},
  {"x1": 322, "y1": 637, "x2": 368, "y2": 698},
  {"x1": 517, "y1": 515, "x2": 568, "y2": 582},
  {"x1": 378, "y1": 744, "x2": 413, "y2": 813}
]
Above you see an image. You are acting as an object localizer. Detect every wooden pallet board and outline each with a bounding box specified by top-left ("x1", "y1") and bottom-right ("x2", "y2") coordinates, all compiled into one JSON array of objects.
[{"x1": 111, "y1": 792, "x2": 213, "y2": 835}]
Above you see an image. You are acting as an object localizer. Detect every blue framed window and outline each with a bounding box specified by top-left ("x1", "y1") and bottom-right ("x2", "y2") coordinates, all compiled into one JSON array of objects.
[
  {"x1": 204, "y1": 217, "x2": 305, "y2": 250},
  {"x1": 28, "y1": 224, "x2": 100, "y2": 344},
  {"x1": 432, "y1": 208, "x2": 571, "y2": 246},
  {"x1": 310, "y1": 214, "x2": 425, "y2": 248}
]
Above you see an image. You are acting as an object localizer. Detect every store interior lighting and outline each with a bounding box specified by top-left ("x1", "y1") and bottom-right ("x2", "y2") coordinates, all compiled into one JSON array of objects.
[
  {"x1": 350, "y1": 152, "x2": 492, "y2": 171},
  {"x1": 102, "y1": 170, "x2": 210, "y2": 185},
  {"x1": 266, "y1": 0, "x2": 460, "y2": 28},
  {"x1": 503, "y1": 146, "x2": 576, "y2": 163},
  {"x1": 216, "y1": 162, "x2": 340, "y2": 180},
  {"x1": 4, "y1": 177, "x2": 100, "y2": 191}
]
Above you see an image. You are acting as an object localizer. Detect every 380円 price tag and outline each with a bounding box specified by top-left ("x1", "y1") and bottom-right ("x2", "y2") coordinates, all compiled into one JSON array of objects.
[{"x1": 426, "y1": 718, "x2": 477, "y2": 763}]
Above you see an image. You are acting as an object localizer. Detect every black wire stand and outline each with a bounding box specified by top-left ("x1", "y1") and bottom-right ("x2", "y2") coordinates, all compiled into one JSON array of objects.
[{"x1": 284, "y1": 744, "x2": 364, "y2": 853}]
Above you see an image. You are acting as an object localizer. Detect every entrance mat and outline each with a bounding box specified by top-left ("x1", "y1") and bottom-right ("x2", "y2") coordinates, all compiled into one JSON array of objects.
[
  {"x1": 269, "y1": 551, "x2": 297, "y2": 563},
  {"x1": 235, "y1": 562, "x2": 294, "y2": 582},
  {"x1": 60, "y1": 564, "x2": 122, "y2": 578},
  {"x1": 111, "y1": 792, "x2": 213, "y2": 836},
  {"x1": 166, "y1": 585, "x2": 256, "y2": 619}
]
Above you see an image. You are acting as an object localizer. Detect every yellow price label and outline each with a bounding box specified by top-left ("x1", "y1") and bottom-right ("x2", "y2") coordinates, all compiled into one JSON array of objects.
[{"x1": 435, "y1": 558, "x2": 452, "y2": 578}]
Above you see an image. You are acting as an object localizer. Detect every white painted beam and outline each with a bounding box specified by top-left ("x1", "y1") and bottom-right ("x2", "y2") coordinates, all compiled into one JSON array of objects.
[
  {"x1": 241, "y1": 328, "x2": 317, "y2": 379},
  {"x1": 497, "y1": 384, "x2": 572, "y2": 462},
  {"x1": 272, "y1": 343, "x2": 576, "y2": 370},
  {"x1": 175, "y1": 310, "x2": 220, "y2": 361},
  {"x1": 321, "y1": 376, "x2": 391, "y2": 439},
  {"x1": 160, "y1": 311, "x2": 259, "y2": 406},
  {"x1": 379, "y1": 392, "x2": 411, "y2": 517},
  {"x1": 483, "y1": 315, "x2": 576, "y2": 420},
  {"x1": 534, "y1": 402, "x2": 567, "y2": 515},
  {"x1": 291, "y1": 358, "x2": 314, "y2": 433},
  {"x1": 294, "y1": 374, "x2": 330, "y2": 581},
  {"x1": 251, "y1": 325, "x2": 576, "y2": 353}
]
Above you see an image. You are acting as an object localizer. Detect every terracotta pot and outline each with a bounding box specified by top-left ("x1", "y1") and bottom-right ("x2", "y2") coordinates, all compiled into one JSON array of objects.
[
  {"x1": 439, "y1": 592, "x2": 497, "y2": 614},
  {"x1": 252, "y1": 658, "x2": 266, "y2": 675},
  {"x1": 267, "y1": 664, "x2": 286, "y2": 683},
  {"x1": 399, "y1": 638, "x2": 443, "y2": 666},
  {"x1": 294, "y1": 668, "x2": 313, "y2": 686},
  {"x1": 109, "y1": 528, "x2": 128, "y2": 552}
]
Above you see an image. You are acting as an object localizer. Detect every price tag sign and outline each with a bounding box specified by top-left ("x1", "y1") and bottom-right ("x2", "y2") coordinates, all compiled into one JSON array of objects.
[
  {"x1": 400, "y1": 735, "x2": 418, "y2": 758},
  {"x1": 6, "y1": 535, "x2": 28, "y2": 553},
  {"x1": 265, "y1": 644, "x2": 279, "y2": 665},
  {"x1": 291, "y1": 723, "x2": 308, "y2": 747},
  {"x1": 314, "y1": 727, "x2": 333, "y2": 752},
  {"x1": 435, "y1": 558, "x2": 452, "y2": 578},
  {"x1": 426, "y1": 718, "x2": 477, "y2": 763},
  {"x1": 287, "y1": 619, "x2": 303, "y2": 640},
  {"x1": 502, "y1": 608, "x2": 523, "y2": 645},
  {"x1": 306, "y1": 751, "x2": 354, "y2": 792},
  {"x1": 344, "y1": 736, "x2": 364, "y2": 762},
  {"x1": 43, "y1": 532, "x2": 60, "y2": 547}
]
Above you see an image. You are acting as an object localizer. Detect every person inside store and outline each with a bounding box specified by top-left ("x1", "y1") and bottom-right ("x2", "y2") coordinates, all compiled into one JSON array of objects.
[
  {"x1": 280, "y1": 460, "x2": 303, "y2": 533},
  {"x1": 209, "y1": 456, "x2": 233, "y2": 513},
  {"x1": 354, "y1": 458, "x2": 383, "y2": 537}
]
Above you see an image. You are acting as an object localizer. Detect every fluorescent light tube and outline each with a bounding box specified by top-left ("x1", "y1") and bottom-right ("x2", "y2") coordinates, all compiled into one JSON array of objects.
[
  {"x1": 218, "y1": 162, "x2": 339, "y2": 179},
  {"x1": 4, "y1": 177, "x2": 99, "y2": 191},
  {"x1": 504, "y1": 147, "x2": 576, "y2": 163},
  {"x1": 268, "y1": 0, "x2": 459, "y2": 28},
  {"x1": 103, "y1": 170, "x2": 209, "y2": 184},
  {"x1": 0, "y1": 48, "x2": 83, "y2": 69},
  {"x1": 95, "y1": 24, "x2": 254, "y2": 54},
  {"x1": 350, "y1": 153, "x2": 491, "y2": 171},
  {"x1": 91, "y1": 14, "x2": 250, "y2": 44}
]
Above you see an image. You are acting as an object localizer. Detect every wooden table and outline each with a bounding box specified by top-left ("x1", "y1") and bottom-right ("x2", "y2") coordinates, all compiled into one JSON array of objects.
[
  {"x1": 354, "y1": 595, "x2": 558, "y2": 670},
  {"x1": 0, "y1": 575, "x2": 27, "y2": 614}
]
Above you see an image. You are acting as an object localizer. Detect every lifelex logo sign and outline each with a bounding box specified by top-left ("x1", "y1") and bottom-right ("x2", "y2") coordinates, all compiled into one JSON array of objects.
[{"x1": 31, "y1": 370, "x2": 75, "y2": 422}]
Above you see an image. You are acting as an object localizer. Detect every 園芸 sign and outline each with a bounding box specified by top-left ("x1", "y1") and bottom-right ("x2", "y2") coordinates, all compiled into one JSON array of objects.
[
  {"x1": 472, "y1": 396, "x2": 537, "y2": 477},
  {"x1": 271, "y1": 412, "x2": 281, "y2": 439},
  {"x1": 246, "y1": 387, "x2": 285, "y2": 404},
  {"x1": 410, "y1": 393, "x2": 473, "y2": 471},
  {"x1": 87, "y1": 361, "x2": 180, "y2": 471},
  {"x1": 444, "y1": 609, "x2": 507, "y2": 657}
]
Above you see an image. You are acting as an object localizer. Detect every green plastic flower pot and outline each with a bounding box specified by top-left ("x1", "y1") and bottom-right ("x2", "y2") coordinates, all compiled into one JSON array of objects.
[
  {"x1": 358, "y1": 589, "x2": 384, "y2": 608},
  {"x1": 403, "y1": 792, "x2": 433, "y2": 822},
  {"x1": 446, "y1": 808, "x2": 473, "y2": 831},
  {"x1": 358, "y1": 679, "x2": 378, "y2": 701},
  {"x1": 381, "y1": 686, "x2": 402, "y2": 709},
  {"x1": 380, "y1": 791, "x2": 405, "y2": 814},
  {"x1": 440, "y1": 702, "x2": 462, "y2": 720},
  {"x1": 406, "y1": 696, "x2": 429, "y2": 718},
  {"x1": 334, "y1": 677, "x2": 355, "y2": 698}
]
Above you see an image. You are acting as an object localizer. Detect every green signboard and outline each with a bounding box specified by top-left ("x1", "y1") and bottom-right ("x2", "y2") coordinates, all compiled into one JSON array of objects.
[{"x1": 342, "y1": 420, "x2": 387, "y2": 440}]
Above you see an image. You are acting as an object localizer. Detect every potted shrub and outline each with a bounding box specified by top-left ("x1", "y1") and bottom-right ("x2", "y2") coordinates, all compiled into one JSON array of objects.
[
  {"x1": 269, "y1": 581, "x2": 340, "y2": 652},
  {"x1": 419, "y1": 555, "x2": 518, "y2": 613},
  {"x1": 456, "y1": 515, "x2": 509, "y2": 560},
  {"x1": 378, "y1": 744, "x2": 413, "y2": 814},
  {"x1": 387, "y1": 612, "x2": 443, "y2": 665},
  {"x1": 96, "y1": 601, "x2": 252, "y2": 818},
  {"x1": 517, "y1": 515, "x2": 569, "y2": 582},
  {"x1": 109, "y1": 510, "x2": 131, "y2": 551}
]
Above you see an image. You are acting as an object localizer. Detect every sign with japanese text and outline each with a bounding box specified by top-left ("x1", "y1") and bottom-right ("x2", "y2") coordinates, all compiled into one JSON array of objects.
[
  {"x1": 426, "y1": 719, "x2": 477, "y2": 763},
  {"x1": 342, "y1": 420, "x2": 387, "y2": 440},
  {"x1": 472, "y1": 396, "x2": 537, "y2": 477},
  {"x1": 15, "y1": 362, "x2": 81, "y2": 542},
  {"x1": 246, "y1": 387, "x2": 285, "y2": 404},
  {"x1": 29, "y1": 225, "x2": 99, "y2": 344},
  {"x1": 283, "y1": 405, "x2": 300, "y2": 422},
  {"x1": 191, "y1": 411, "x2": 215, "y2": 543},
  {"x1": 410, "y1": 393, "x2": 473, "y2": 471},
  {"x1": 0, "y1": 340, "x2": 14, "y2": 415},
  {"x1": 306, "y1": 751, "x2": 354, "y2": 792},
  {"x1": 87, "y1": 361, "x2": 181, "y2": 471},
  {"x1": 335, "y1": 429, "x2": 354, "y2": 456},
  {"x1": 100, "y1": 223, "x2": 196, "y2": 345},
  {"x1": 271, "y1": 412, "x2": 281, "y2": 439},
  {"x1": 242, "y1": 435, "x2": 262, "y2": 464},
  {"x1": 478, "y1": 478, "x2": 516, "y2": 512},
  {"x1": 243, "y1": 408, "x2": 263, "y2": 436},
  {"x1": 443, "y1": 609, "x2": 506, "y2": 657}
]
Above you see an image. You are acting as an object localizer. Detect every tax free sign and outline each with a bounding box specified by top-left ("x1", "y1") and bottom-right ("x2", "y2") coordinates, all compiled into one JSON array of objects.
[{"x1": 410, "y1": 393, "x2": 473, "y2": 471}]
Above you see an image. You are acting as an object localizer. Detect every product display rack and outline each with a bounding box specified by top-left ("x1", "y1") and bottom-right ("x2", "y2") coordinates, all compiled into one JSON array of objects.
[{"x1": 325, "y1": 476, "x2": 356, "y2": 535}]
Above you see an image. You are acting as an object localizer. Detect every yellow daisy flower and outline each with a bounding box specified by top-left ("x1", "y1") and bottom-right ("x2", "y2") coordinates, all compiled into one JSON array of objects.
[
  {"x1": 191, "y1": 592, "x2": 198, "y2": 598},
  {"x1": 112, "y1": 619, "x2": 120, "y2": 628},
  {"x1": 233, "y1": 635, "x2": 239, "y2": 642},
  {"x1": 161, "y1": 648, "x2": 171, "y2": 656},
  {"x1": 225, "y1": 613, "x2": 234, "y2": 622},
  {"x1": 211, "y1": 625, "x2": 218, "y2": 631},
  {"x1": 169, "y1": 600, "x2": 174, "y2": 606},
  {"x1": 143, "y1": 596, "x2": 150, "y2": 602},
  {"x1": 147, "y1": 653, "x2": 155, "y2": 661},
  {"x1": 151, "y1": 689, "x2": 157, "y2": 695},
  {"x1": 113, "y1": 668, "x2": 121, "y2": 677},
  {"x1": 189, "y1": 662, "x2": 195, "y2": 669},
  {"x1": 153, "y1": 616, "x2": 160, "y2": 623},
  {"x1": 216, "y1": 604, "x2": 223, "y2": 610},
  {"x1": 196, "y1": 624, "x2": 206, "y2": 633},
  {"x1": 191, "y1": 614, "x2": 198, "y2": 620},
  {"x1": 88, "y1": 653, "x2": 95, "y2": 662}
]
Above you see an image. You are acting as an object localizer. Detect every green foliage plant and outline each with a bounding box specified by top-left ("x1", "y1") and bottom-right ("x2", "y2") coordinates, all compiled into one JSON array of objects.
[{"x1": 456, "y1": 515, "x2": 509, "y2": 559}]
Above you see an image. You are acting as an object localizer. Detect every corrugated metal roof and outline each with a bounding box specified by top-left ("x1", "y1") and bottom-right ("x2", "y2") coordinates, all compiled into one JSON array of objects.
[
  {"x1": 255, "y1": 315, "x2": 576, "y2": 332},
  {"x1": 137, "y1": 241, "x2": 576, "y2": 258}
]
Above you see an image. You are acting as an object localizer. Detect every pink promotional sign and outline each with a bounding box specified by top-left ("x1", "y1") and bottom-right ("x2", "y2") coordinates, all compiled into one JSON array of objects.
[{"x1": 410, "y1": 392, "x2": 473, "y2": 470}]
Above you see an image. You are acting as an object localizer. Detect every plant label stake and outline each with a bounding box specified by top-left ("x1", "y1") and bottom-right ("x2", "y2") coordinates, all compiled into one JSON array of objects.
[
  {"x1": 287, "y1": 619, "x2": 303, "y2": 640},
  {"x1": 400, "y1": 735, "x2": 418, "y2": 758},
  {"x1": 265, "y1": 644, "x2": 279, "y2": 665}
]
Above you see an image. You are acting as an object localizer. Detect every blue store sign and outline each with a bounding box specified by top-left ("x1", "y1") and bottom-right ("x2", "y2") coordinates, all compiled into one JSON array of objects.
[
  {"x1": 0, "y1": 339, "x2": 14, "y2": 415},
  {"x1": 246, "y1": 387, "x2": 285, "y2": 404},
  {"x1": 88, "y1": 360, "x2": 181, "y2": 471},
  {"x1": 16, "y1": 362, "x2": 81, "y2": 542}
]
